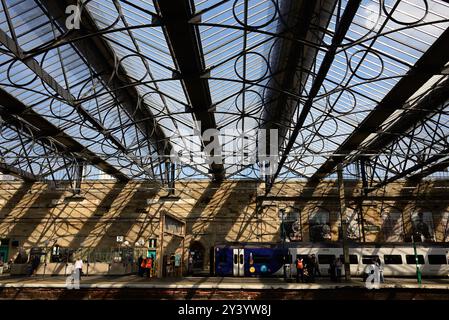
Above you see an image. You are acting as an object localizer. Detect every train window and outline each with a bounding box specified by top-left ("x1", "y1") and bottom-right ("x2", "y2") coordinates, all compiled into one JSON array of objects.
[
  {"x1": 233, "y1": 254, "x2": 237, "y2": 264},
  {"x1": 318, "y1": 255, "x2": 335, "y2": 264},
  {"x1": 405, "y1": 255, "x2": 425, "y2": 264},
  {"x1": 384, "y1": 255, "x2": 403, "y2": 265},
  {"x1": 253, "y1": 255, "x2": 271, "y2": 264},
  {"x1": 339, "y1": 255, "x2": 358, "y2": 264},
  {"x1": 428, "y1": 255, "x2": 448, "y2": 265},
  {"x1": 362, "y1": 255, "x2": 379, "y2": 264}
]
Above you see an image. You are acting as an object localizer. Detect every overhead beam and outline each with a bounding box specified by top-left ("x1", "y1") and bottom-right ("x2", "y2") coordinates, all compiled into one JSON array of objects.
[
  {"x1": 38, "y1": 0, "x2": 172, "y2": 159},
  {"x1": 0, "y1": 161, "x2": 37, "y2": 182},
  {"x1": 0, "y1": 89, "x2": 129, "y2": 181},
  {"x1": 266, "y1": 0, "x2": 362, "y2": 193},
  {"x1": 155, "y1": 0, "x2": 225, "y2": 181},
  {"x1": 311, "y1": 27, "x2": 449, "y2": 181},
  {"x1": 370, "y1": 147, "x2": 449, "y2": 190},
  {"x1": 0, "y1": 28, "x2": 153, "y2": 179},
  {"x1": 358, "y1": 78, "x2": 449, "y2": 154},
  {"x1": 261, "y1": 0, "x2": 336, "y2": 148},
  {"x1": 407, "y1": 158, "x2": 449, "y2": 181}
]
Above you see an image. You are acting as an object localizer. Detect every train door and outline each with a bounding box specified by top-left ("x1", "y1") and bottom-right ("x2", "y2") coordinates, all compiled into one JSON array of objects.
[{"x1": 233, "y1": 248, "x2": 244, "y2": 276}]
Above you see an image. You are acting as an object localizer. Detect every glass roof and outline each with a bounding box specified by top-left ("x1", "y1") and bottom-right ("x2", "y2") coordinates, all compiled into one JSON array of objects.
[{"x1": 0, "y1": 0, "x2": 448, "y2": 187}]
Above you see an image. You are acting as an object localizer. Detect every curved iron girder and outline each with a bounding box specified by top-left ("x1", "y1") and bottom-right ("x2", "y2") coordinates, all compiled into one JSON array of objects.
[
  {"x1": 310, "y1": 26, "x2": 449, "y2": 182},
  {"x1": 38, "y1": 0, "x2": 172, "y2": 160},
  {"x1": 0, "y1": 27, "x2": 155, "y2": 180},
  {"x1": 0, "y1": 88, "x2": 130, "y2": 181}
]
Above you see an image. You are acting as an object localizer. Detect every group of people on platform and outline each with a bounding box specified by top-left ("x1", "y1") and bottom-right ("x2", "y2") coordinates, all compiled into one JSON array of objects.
[
  {"x1": 137, "y1": 256, "x2": 154, "y2": 277},
  {"x1": 294, "y1": 254, "x2": 321, "y2": 283},
  {"x1": 295, "y1": 255, "x2": 384, "y2": 283}
]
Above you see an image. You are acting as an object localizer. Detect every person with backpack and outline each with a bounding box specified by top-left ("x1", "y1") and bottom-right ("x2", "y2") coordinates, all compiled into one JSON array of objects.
[{"x1": 295, "y1": 257, "x2": 304, "y2": 283}]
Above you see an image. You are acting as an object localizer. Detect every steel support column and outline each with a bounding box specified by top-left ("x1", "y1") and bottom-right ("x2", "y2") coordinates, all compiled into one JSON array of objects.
[{"x1": 337, "y1": 163, "x2": 351, "y2": 281}]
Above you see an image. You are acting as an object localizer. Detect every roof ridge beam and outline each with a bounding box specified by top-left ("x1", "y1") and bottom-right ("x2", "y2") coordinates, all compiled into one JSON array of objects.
[
  {"x1": 266, "y1": 0, "x2": 362, "y2": 193},
  {"x1": 155, "y1": 0, "x2": 225, "y2": 182}
]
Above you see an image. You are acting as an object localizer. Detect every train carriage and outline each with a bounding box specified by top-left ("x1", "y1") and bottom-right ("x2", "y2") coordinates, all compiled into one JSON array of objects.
[{"x1": 212, "y1": 242, "x2": 449, "y2": 278}]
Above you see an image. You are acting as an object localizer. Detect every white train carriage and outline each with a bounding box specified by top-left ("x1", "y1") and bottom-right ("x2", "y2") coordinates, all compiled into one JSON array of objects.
[{"x1": 286, "y1": 243, "x2": 449, "y2": 277}]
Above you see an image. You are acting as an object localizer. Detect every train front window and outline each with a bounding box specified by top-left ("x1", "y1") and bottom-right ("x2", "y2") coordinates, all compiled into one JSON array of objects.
[
  {"x1": 384, "y1": 255, "x2": 402, "y2": 265},
  {"x1": 428, "y1": 255, "x2": 448, "y2": 265},
  {"x1": 339, "y1": 255, "x2": 358, "y2": 264},
  {"x1": 362, "y1": 255, "x2": 379, "y2": 264},
  {"x1": 406, "y1": 255, "x2": 425, "y2": 264},
  {"x1": 318, "y1": 255, "x2": 335, "y2": 264}
]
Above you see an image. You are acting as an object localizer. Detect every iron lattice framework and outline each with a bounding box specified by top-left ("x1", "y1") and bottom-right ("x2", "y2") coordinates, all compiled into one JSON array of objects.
[{"x1": 0, "y1": 0, "x2": 448, "y2": 191}]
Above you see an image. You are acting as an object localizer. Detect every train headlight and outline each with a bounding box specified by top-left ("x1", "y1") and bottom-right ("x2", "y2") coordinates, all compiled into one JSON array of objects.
[
  {"x1": 260, "y1": 265, "x2": 268, "y2": 273},
  {"x1": 249, "y1": 266, "x2": 255, "y2": 273}
]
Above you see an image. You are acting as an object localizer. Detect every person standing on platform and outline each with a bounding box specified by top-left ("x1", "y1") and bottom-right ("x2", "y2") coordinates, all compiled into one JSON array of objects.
[
  {"x1": 335, "y1": 257, "x2": 342, "y2": 282},
  {"x1": 140, "y1": 257, "x2": 147, "y2": 277},
  {"x1": 74, "y1": 257, "x2": 83, "y2": 281},
  {"x1": 29, "y1": 254, "x2": 40, "y2": 276},
  {"x1": 145, "y1": 256, "x2": 153, "y2": 278},
  {"x1": 306, "y1": 255, "x2": 315, "y2": 282},
  {"x1": 329, "y1": 257, "x2": 336, "y2": 281},
  {"x1": 137, "y1": 255, "x2": 144, "y2": 277},
  {"x1": 295, "y1": 257, "x2": 304, "y2": 283},
  {"x1": 375, "y1": 257, "x2": 384, "y2": 283},
  {"x1": 312, "y1": 254, "x2": 321, "y2": 278},
  {"x1": 188, "y1": 254, "x2": 194, "y2": 276}
]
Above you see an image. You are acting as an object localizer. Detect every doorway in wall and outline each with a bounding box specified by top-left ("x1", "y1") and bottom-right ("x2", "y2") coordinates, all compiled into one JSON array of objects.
[{"x1": 189, "y1": 241, "x2": 205, "y2": 274}]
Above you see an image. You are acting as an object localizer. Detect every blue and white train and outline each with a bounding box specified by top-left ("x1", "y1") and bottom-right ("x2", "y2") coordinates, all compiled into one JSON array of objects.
[{"x1": 211, "y1": 242, "x2": 449, "y2": 277}]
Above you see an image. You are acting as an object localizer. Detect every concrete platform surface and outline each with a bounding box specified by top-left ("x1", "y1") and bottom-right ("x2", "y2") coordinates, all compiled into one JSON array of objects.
[{"x1": 0, "y1": 275, "x2": 448, "y2": 290}]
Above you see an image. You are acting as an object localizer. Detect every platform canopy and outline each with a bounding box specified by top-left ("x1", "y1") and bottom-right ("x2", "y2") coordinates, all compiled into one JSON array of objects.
[{"x1": 0, "y1": 0, "x2": 449, "y2": 190}]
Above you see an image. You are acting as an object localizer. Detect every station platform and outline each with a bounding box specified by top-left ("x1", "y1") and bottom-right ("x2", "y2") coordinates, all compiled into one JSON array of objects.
[{"x1": 0, "y1": 275, "x2": 448, "y2": 300}]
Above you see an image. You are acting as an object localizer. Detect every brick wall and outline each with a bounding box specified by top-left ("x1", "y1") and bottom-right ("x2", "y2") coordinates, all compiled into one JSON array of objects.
[{"x1": 0, "y1": 179, "x2": 448, "y2": 272}]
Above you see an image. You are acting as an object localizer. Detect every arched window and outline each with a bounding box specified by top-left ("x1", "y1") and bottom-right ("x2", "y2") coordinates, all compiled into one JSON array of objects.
[
  {"x1": 309, "y1": 209, "x2": 331, "y2": 242},
  {"x1": 381, "y1": 208, "x2": 404, "y2": 242},
  {"x1": 411, "y1": 212, "x2": 435, "y2": 242}
]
